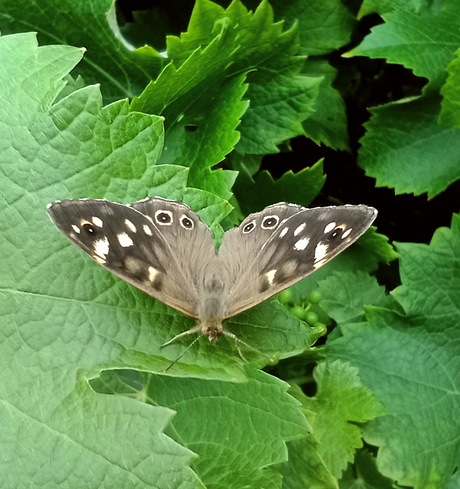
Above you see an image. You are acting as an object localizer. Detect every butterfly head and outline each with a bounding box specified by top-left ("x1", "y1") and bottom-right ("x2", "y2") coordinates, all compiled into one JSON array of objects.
[{"x1": 199, "y1": 318, "x2": 225, "y2": 343}]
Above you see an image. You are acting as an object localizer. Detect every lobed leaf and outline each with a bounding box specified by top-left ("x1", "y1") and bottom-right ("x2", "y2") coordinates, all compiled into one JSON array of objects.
[{"x1": 326, "y1": 214, "x2": 460, "y2": 488}]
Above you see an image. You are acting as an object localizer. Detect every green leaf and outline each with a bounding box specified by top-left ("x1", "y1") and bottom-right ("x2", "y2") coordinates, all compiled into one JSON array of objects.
[
  {"x1": 94, "y1": 368, "x2": 316, "y2": 488},
  {"x1": 134, "y1": 0, "x2": 321, "y2": 159},
  {"x1": 351, "y1": 4, "x2": 460, "y2": 198},
  {"x1": 0, "y1": 31, "x2": 322, "y2": 485},
  {"x1": 131, "y1": 31, "x2": 243, "y2": 197},
  {"x1": 358, "y1": 0, "x2": 431, "y2": 17},
  {"x1": 143, "y1": 369, "x2": 311, "y2": 489},
  {"x1": 392, "y1": 215, "x2": 460, "y2": 319},
  {"x1": 341, "y1": 450, "x2": 395, "y2": 489},
  {"x1": 302, "y1": 59, "x2": 349, "y2": 151},
  {"x1": 358, "y1": 95, "x2": 460, "y2": 198},
  {"x1": 317, "y1": 271, "x2": 395, "y2": 325},
  {"x1": 440, "y1": 48, "x2": 460, "y2": 128},
  {"x1": 0, "y1": 0, "x2": 162, "y2": 102},
  {"x1": 292, "y1": 361, "x2": 384, "y2": 480},
  {"x1": 278, "y1": 437, "x2": 338, "y2": 489},
  {"x1": 0, "y1": 32, "x2": 201, "y2": 488},
  {"x1": 234, "y1": 159, "x2": 326, "y2": 214},
  {"x1": 347, "y1": 6, "x2": 460, "y2": 92},
  {"x1": 327, "y1": 214, "x2": 460, "y2": 488},
  {"x1": 236, "y1": 57, "x2": 320, "y2": 155},
  {"x1": 273, "y1": 0, "x2": 357, "y2": 55},
  {"x1": 184, "y1": 73, "x2": 247, "y2": 198}
]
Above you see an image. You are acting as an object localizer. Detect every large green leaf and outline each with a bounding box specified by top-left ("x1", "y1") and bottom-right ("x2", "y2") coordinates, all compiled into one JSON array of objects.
[
  {"x1": 133, "y1": 0, "x2": 321, "y2": 163},
  {"x1": 298, "y1": 361, "x2": 384, "y2": 480},
  {"x1": 0, "y1": 32, "x2": 201, "y2": 488},
  {"x1": 0, "y1": 32, "x2": 319, "y2": 486},
  {"x1": 358, "y1": 95, "x2": 460, "y2": 198},
  {"x1": 0, "y1": 0, "x2": 162, "y2": 102},
  {"x1": 440, "y1": 48, "x2": 460, "y2": 128},
  {"x1": 326, "y1": 214, "x2": 460, "y2": 489},
  {"x1": 349, "y1": 6, "x2": 460, "y2": 92},
  {"x1": 273, "y1": 0, "x2": 357, "y2": 55},
  {"x1": 146, "y1": 369, "x2": 310, "y2": 488},
  {"x1": 351, "y1": 3, "x2": 460, "y2": 197}
]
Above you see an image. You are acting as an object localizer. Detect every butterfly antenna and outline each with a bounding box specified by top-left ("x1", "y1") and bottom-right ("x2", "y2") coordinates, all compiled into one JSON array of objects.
[
  {"x1": 160, "y1": 325, "x2": 202, "y2": 373},
  {"x1": 161, "y1": 335, "x2": 201, "y2": 373}
]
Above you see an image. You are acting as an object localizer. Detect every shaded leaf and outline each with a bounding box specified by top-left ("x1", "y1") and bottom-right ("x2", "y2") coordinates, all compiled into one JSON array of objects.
[{"x1": 358, "y1": 95, "x2": 460, "y2": 198}]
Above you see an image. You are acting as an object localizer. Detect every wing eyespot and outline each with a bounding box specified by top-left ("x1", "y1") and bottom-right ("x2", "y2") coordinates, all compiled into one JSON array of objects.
[
  {"x1": 155, "y1": 210, "x2": 173, "y2": 225},
  {"x1": 82, "y1": 223, "x2": 97, "y2": 235},
  {"x1": 330, "y1": 227, "x2": 343, "y2": 238},
  {"x1": 261, "y1": 215, "x2": 279, "y2": 229},
  {"x1": 180, "y1": 215, "x2": 194, "y2": 230},
  {"x1": 242, "y1": 220, "x2": 256, "y2": 234}
]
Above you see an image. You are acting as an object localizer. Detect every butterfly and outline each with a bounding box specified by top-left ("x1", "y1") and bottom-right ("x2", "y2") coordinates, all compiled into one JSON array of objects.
[{"x1": 47, "y1": 197, "x2": 377, "y2": 344}]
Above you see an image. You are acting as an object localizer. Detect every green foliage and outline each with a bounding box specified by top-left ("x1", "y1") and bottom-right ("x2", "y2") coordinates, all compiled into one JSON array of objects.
[
  {"x1": 350, "y1": 2, "x2": 460, "y2": 198},
  {"x1": 326, "y1": 214, "x2": 460, "y2": 489},
  {"x1": 0, "y1": 1, "x2": 458, "y2": 488}
]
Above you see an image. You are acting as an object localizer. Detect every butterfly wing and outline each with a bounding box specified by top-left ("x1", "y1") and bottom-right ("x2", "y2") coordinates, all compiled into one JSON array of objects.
[
  {"x1": 218, "y1": 203, "x2": 377, "y2": 318},
  {"x1": 47, "y1": 198, "x2": 216, "y2": 318}
]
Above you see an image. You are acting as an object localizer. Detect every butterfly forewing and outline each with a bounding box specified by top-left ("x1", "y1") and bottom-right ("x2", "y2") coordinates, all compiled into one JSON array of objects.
[
  {"x1": 218, "y1": 204, "x2": 377, "y2": 318},
  {"x1": 47, "y1": 198, "x2": 215, "y2": 318}
]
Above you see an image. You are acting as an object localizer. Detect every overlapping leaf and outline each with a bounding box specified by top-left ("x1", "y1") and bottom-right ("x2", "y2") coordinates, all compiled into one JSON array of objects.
[
  {"x1": 0, "y1": 0, "x2": 162, "y2": 102},
  {"x1": 326, "y1": 215, "x2": 460, "y2": 489},
  {"x1": 0, "y1": 33, "x2": 202, "y2": 488},
  {"x1": 351, "y1": 2, "x2": 460, "y2": 197},
  {"x1": 0, "y1": 31, "x2": 316, "y2": 487}
]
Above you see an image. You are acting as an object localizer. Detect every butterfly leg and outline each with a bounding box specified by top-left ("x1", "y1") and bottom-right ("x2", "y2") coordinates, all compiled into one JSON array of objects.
[
  {"x1": 222, "y1": 330, "x2": 278, "y2": 366},
  {"x1": 160, "y1": 324, "x2": 203, "y2": 348},
  {"x1": 221, "y1": 330, "x2": 249, "y2": 363}
]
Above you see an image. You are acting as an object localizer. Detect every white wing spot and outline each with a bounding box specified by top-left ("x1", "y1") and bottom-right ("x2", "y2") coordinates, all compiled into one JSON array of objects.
[
  {"x1": 143, "y1": 224, "x2": 153, "y2": 236},
  {"x1": 324, "y1": 222, "x2": 336, "y2": 234},
  {"x1": 93, "y1": 237, "x2": 109, "y2": 259},
  {"x1": 341, "y1": 228, "x2": 352, "y2": 239},
  {"x1": 265, "y1": 269, "x2": 277, "y2": 285},
  {"x1": 148, "y1": 266, "x2": 159, "y2": 282},
  {"x1": 294, "y1": 223, "x2": 306, "y2": 236},
  {"x1": 71, "y1": 224, "x2": 80, "y2": 234},
  {"x1": 92, "y1": 216, "x2": 104, "y2": 228},
  {"x1": 93, "y1": 255, "x2": 106, "y2": 265},
  {"x1": 315, "y1": 242, "x2": 328, "y2": 262},
  {"x1": 125, "y1": 219, "x2": 137, "y2": 233},
  {"x1": 314, "y1": 257, "x2": 328, "y2": 269},
  {"x1": 117, "y1": 232, "x2": 134, "y2": 248},
  {"x1": 279, "y1": 227, "x2": 289, "y2": 238},
  {"x1": 294, "y1": 237, "x2": 310, "y2": 251}
]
